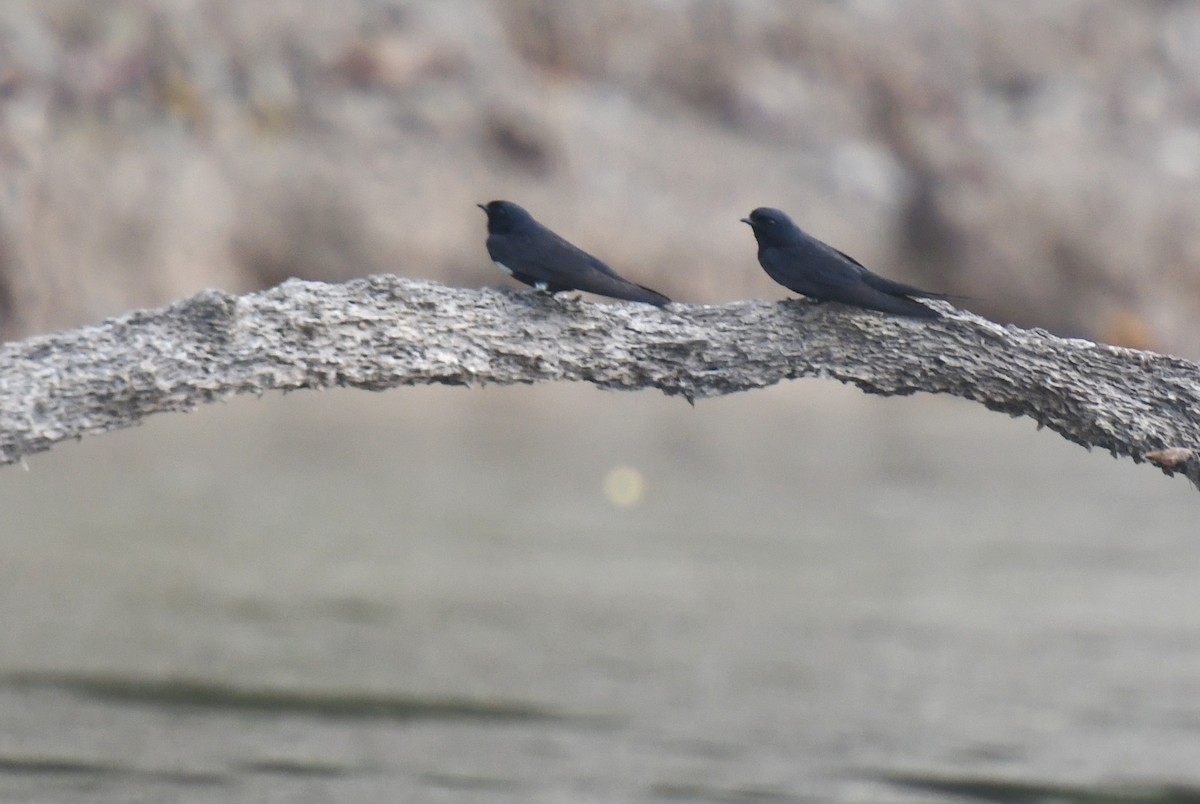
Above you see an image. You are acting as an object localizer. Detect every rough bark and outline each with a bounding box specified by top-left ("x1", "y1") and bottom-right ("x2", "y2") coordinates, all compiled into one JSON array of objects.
[{"x1": 1, "y1": 275, "x2": 1198, "y2": 491}]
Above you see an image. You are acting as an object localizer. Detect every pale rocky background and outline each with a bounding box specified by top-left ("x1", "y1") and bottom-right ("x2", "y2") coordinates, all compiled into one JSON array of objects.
[
  {"x1": 2, "y1": 0, "x2": 1200, "y2": 354},
  {"x1": 1, "y1": 4, "x2": 1199, "y2": 802}
]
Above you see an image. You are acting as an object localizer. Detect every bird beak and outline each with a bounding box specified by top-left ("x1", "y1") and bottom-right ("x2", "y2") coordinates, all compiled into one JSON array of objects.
[
  {"x1": 477, "y1": 203, "x2": 488, "y2": 212},
  {"x1": 739, "y1": 217, "x2": 752, "y2": 226}
]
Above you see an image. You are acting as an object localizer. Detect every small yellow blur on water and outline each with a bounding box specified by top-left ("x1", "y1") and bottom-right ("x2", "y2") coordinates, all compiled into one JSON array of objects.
[{"x1": 603, "y1": 465, "x2": 645, "y2": 508}]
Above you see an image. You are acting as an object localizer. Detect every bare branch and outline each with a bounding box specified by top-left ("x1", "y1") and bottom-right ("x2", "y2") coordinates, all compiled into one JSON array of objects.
[{"x1": 2, "y1": 275, "x2": 1198, "y2": 490}]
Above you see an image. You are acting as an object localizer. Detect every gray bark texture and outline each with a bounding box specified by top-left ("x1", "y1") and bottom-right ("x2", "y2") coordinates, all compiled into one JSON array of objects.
[{"x1": 2, "y1": 275, "x2": 1198, "y2": 491}]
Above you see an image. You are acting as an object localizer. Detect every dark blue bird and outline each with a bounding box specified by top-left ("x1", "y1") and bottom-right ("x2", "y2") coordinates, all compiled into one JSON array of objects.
[
  {"x1": 479, "y1": 200, "x2": 670, "y2": 307},
  {"x1": 742, "y1": 207, "x2": 952, "y2": 318}
]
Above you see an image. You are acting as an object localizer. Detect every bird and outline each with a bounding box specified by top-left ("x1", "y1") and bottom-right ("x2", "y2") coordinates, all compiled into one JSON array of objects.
[
  {"x1": 478, "y1": 200, "x2": 671, "y2": 307},
  {"x1": 741, "y1": 207, "x2": 954, "y2": 318}
]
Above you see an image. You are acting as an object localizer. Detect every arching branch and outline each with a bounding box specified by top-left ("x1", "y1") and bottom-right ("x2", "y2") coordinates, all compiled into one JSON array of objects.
[{"x1": 2, "y1": 275, "x2": 1197, "y2": 490}]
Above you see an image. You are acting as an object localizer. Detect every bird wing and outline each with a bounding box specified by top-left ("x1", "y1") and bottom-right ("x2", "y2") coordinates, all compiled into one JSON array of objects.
[
  {"x1": 827, "y1": 241, "x2": 957, "y2": 301},
  {"x1": 763, "y1": 244, "x2": 862, "y2": 297},
  {"x1": 830, "y1": 245, "x2": 867, "y2": 270},
  {"x1": 490, "y1": 229, "x2": 669, "y2": 305},
  {"x1": 859, "y1": 271, "x2": 958, "y2": 300},
  {"x1": 762, "y1": 245, "x2": 939, "y2": 317},
  {"x1": 817, "y1": 280, "x2": 942, "y2": 318},
  {"x1": 530, "y1": 232, "x2": 633, "y2": 289}
]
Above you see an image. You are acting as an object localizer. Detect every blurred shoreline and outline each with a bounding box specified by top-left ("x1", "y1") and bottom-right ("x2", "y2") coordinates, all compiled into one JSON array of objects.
[{"x1": 1, "y1": 2, "x2": 1199, "y2": 354}]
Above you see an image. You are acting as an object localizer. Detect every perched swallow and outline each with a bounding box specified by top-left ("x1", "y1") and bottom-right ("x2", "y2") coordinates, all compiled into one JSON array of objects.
[
  {"x1": 742, "y1": 207, "x2": 953, "y2": 318},
  {"x1": 478, "y1": 200, "x2": 670, "y2": 307}
]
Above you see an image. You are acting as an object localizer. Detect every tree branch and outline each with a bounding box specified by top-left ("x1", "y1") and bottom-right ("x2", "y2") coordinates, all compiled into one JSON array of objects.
[{"x1": 2, "y1": 275, "x2": 1198, "y2": 491}]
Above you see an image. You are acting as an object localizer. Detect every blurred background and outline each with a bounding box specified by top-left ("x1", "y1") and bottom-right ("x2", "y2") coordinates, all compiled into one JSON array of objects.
[
  {"x1": 4, "y1": 0, "x2": 1200, "y2": 351},
  {"x1": 1, "y1": 2, "x2": 1198, "y2": 802}
]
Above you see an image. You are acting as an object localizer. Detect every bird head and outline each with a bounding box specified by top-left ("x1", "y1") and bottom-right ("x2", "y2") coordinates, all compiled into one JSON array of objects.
[
  {"x1": 478, "y1": 200, "x2": 536, "y2": 234},
  {"x1": 740, "y1": 207, "x2": 800, "y2": 246}
]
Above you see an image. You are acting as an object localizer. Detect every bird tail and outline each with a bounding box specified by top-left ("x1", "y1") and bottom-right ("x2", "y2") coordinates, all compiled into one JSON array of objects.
[
  {"x1": 597, "y1": 279, "x2": 670, "y2": 307},
  {"x1": 624, "y1": 284, "x2": 671, "y2": 307},
  {"x1": 906, "y1": 289, "x2": 968, "y2": 301},
  {"x1": 865, "y1": 294, "x2": 942, "y2": 318},
  {"x1": 577, "y1": 272, "x2": 671, "y2": 306},
  {"x1": 861, "y1": 274, "x2": 963, "y2": 302}
]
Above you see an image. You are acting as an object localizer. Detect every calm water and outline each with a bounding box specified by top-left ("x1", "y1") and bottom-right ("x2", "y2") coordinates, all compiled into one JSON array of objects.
[{"x1": 0, "y1": 382, "x2": 1196, "y2": 803}]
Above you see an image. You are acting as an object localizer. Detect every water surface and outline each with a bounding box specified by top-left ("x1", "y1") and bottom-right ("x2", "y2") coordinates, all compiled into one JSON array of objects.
[{"x1": 1, "y1": 382, "x2": 1196, "y2": 802}]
